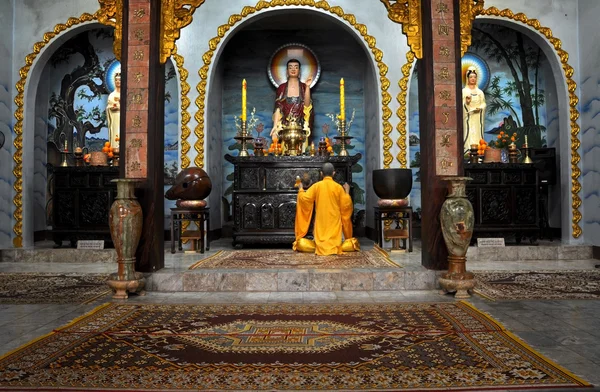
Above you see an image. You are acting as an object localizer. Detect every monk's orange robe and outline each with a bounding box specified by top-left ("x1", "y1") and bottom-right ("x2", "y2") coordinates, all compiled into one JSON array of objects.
[{"x1": 294, "y1": 176, "x2": 354, "y2": 255}]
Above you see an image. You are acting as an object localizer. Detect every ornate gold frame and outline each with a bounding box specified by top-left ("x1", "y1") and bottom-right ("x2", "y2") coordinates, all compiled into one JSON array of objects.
[
  {"x1": 11, "y1": 13, "x2": 96, "y2": 247},
  {"x1": 396, "y1": 51, "x2": 415, "y2": 168},
  {"x1": 193, "y1": 0, "x2": 394, "y2": 169},
  {"x1": 11, "y1": 13, "x2": 192, "y2": 247}
]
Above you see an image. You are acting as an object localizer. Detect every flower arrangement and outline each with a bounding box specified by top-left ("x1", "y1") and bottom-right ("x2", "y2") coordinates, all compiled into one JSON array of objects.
[
  {"x1": 233, "y1": 107, "x2": 259, "y2": 134},
  {"x1": 488, "y1": 131, "x2": 517, "y2": 149},
  {"x1": 325, "y1": 108, "x2": 356, "y2": 134}
]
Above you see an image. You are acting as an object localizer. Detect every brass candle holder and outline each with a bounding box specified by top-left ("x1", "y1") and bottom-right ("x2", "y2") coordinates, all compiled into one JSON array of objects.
[
  {"x1": 334, "y1": 120, "x2": 352, "y2": 156},
  {"x1": 521, "y1": 147, "x2": 533, "y2": 164},
  {"x1": 469, "y1": 144, "x2": 478, "y2": 164},
  {"x1": 508, "y1": 143, "x2": 519, "y2": 163},
  {"x1": 234, "y1": 121, "x2": 254, "y2": 157},
  {"x1": 59, "y1": 132, "x2": 69, "y2": 167},
  {"x1": 317, "y1": 138, "x2": 328, "y2": 156}
]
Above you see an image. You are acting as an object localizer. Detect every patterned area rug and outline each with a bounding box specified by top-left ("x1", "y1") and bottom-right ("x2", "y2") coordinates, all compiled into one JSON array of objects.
[
  {"x1": 0, "y1": 273, "x2": 111, "y2": 304},
  {"x1": 475, "y1": 270, "x2": 600, "y2": 300},
  {"x1": 0, "y1": 302, "x2": 589, "y2": 391},
  {"x1": 189, "y1": 247, "x2": 399, "y2": 269}
]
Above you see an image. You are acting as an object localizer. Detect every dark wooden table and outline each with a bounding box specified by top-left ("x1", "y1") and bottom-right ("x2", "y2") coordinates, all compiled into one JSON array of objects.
[
  {"x1": 464, "y1": 163, "x2": 539, "y2": 243},
  {"x1": 374, "y1": 206, "x2": 413, "y2": 252},
  {"x1": 170, "y1": 207, "x2": 210, "y2": 253}
]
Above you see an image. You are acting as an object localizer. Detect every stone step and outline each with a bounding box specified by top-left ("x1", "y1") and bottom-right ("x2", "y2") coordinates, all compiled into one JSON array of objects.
[{"x1": 146, "y1": 268, "x2": 441, "y2": 292}]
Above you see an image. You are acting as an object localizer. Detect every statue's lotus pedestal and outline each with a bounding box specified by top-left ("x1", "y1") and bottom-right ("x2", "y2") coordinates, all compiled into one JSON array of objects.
[
  {"x1": 438, "y1": 176, "x2": 476, "y2": 299},
  {"x1": 106, "y1": 179, "x2": 146, "y2": 299}
]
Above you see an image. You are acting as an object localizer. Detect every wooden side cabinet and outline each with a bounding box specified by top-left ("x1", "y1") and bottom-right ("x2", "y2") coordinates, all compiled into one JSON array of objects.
[
  {"x1": 49, "y1": 165, "x2": 119, "y2": 247},
  {"x1": 464, "y1": 163, "x2": 540, "y2": 244},
  {"x1": 225, "y1": 154, "x2": 361, "y2": 247}
]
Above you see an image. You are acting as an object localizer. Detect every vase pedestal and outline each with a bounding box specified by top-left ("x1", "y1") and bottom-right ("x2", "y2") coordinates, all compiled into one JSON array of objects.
[
  {"x1": 438, "y1": 176, "x2": 476, "y2": 299},
  {"x1": 439, "y1": 260, "x2": 475, "y2": 299},
  {"x1": 106, "y1": 272, "x2": 146, "y2": 299}
]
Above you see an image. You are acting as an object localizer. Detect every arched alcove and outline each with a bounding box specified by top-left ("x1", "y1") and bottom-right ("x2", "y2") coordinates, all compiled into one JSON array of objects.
[
  {"x1": 204, "y1": 9, "x2": 381, "y2": 236},
  {"x1": 407, "y1": 18, "x2": 566, "y2": 242},
  {"x1": 21, "y1": 22, "x2": 181, "y2": 246}
]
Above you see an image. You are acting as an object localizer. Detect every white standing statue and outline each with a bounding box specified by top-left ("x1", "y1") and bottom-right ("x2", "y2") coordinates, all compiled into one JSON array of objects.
[
  {"x1": 462, "y1": 66, "x2": 486, "y2": 152},
  {"x1": 106, "y1": 73, "x2": 121, "y2": 149}
]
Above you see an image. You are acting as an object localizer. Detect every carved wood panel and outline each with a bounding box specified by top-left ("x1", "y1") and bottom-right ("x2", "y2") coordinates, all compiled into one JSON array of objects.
[
  {"x1": 465, "y1": 163, "x2": 540, "y2": 242},
  {"x1": 226, "y1": 154, "x2": 361, "y2": 245}
]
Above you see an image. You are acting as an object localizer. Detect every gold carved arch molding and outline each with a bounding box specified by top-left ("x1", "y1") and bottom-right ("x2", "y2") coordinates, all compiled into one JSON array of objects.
[
  {"x1": 193, "y1": 0, "x2": 394, "y2": 169},
  {"x1": 11, "y1": 11, "x2": 193, "y2": 247}
]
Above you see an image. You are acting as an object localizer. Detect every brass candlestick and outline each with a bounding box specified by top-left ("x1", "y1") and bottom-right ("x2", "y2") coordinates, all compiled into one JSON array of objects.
[
  {"x1": 334, "y1": 120, "x2": 352, "y2": 156},
  {"x1": 469, "y1": 144, "x2": 478, "y2": 164},
  {"x1": 508, "y1": 143, "x2": 519, "y2": 163},
  {"x1": 234, "y1": 121, "x2": 253, "y2": 157},
  {"x1": 112, "y1": 147, "x2": 120, "y2": 167},
  {"x1": 60, "y1": 134, "x2": 69, "y2": 167},
  {"x1": 521, "y1": 147, "x2": 533, "y2": 164}
]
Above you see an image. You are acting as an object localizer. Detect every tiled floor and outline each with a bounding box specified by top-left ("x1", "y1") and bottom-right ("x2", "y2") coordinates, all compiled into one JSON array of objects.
[{"x1": 0, "y1": 238, "x2": 599, "y2": 391}]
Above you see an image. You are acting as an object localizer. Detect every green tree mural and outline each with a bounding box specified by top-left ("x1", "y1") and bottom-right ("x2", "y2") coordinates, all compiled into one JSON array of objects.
[
  {"x1": 473, "y1": 24, "x2": 546, "y2": 147},
  {"x1": 48, "y1": 31, "x2": 112, "y2": 151}
]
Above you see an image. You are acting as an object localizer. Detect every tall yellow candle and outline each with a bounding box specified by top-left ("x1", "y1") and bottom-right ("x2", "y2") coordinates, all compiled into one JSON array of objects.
[
  {"x1": 242, "y1": 79, "x2": 247, "y2": 122},
  {"x1": 340, "y1": 78, "x2": 345, "y2": 121}
]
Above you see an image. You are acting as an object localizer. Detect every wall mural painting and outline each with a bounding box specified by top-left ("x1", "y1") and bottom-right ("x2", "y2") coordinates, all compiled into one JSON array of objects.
[
  {"x1": 163, "y1": 62, "x2": 179, "y2": 185},
  {"x1": 408, "y1": 22, "x2": 555, "y2": 217},
  {"x1": 470, "y1": 23, "x2": 551, "y2": 149},
  {"x1": 47, "y1": 29, "x2": 114, "y2": 154}
]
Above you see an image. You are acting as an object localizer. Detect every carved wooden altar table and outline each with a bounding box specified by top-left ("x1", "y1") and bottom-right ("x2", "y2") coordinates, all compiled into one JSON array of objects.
[
  {"x1": 464, "y1": 163, "x2": 540, "y2": 244},
  {"x1": 225, "y1": 154, "x2": 361, "y2": 247}
]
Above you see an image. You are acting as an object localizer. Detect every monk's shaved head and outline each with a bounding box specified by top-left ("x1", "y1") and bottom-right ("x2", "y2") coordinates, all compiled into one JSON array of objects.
[{"x1": 321, "y1": 162, "x2": 335, "y2": 177}]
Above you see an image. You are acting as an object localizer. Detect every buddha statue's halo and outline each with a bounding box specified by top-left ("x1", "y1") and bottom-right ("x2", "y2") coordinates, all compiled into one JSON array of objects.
[
  {"x1": 268, "y1": 43, "x2": 320, "y2": 88},
  {"x1": 461, "y1": 52, "x2": 490, "y2": 91},
  {"x1": 105, "y1": 59, "x2": 122, "y2": 93}
]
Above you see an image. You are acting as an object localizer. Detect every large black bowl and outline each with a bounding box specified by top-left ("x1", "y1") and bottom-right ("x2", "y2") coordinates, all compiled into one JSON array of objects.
[{"x1": 372, "y1": 168, "x2": 413, "y2": 199}]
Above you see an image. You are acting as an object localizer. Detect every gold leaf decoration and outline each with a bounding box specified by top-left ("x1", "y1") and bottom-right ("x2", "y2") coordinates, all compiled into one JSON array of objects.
[
  {"x1": 459, "y1": 0, "x2": 484, "y2": 57},
  {"x1": 161, "y1": 0, "x2": 206, "y2": 64},
  {"x1": 395, "y1": 51, "x2": 415, "y2": 168},
  {"x1": 96, "y1": 0, "x2": 122, "y2": 60},
  {"x1": 380, "y1": 0, "x2": 422, "y2": 59}
]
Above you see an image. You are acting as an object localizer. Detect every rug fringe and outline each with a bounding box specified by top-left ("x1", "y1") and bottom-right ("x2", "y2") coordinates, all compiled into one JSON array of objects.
[
  {"x1": 189, "y1": 250, "x2": 224, "y2": 270},
  {"x1": 472, "y1": 288, "x2": 496, "y2": 301},
  {"x1": 0, "y1": 302, "x2": 114, "y2": 362},
  {"x1": 371, "y1": 244, "x2": 403, "y2": 267},
  {"x1": 458, "y1": 301, "x2": 591, "y2": 387},
  {"x1": 81, "y1": 289, "x2": 112, "y2": 305}
]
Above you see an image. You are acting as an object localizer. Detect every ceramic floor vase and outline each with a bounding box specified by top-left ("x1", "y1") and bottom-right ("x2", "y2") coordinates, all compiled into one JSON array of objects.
[
  {"x1": 439, "y1": 176, "x2": 474, "y2": 258},
  {"x1": 109, "y1": 179, "x2": 143, "y2": 281}
]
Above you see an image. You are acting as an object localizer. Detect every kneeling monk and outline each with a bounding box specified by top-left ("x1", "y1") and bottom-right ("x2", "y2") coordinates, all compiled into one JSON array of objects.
[{"x1": 293, "y1": 162, "x2": 360, "y2": 255}]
